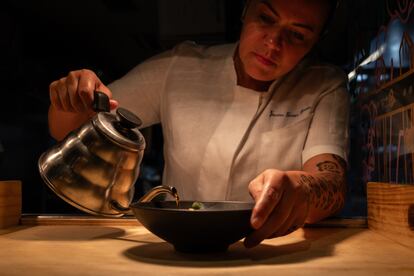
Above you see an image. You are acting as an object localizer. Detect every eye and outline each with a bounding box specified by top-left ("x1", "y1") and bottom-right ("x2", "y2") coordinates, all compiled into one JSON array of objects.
[
  {"x1": 287, "y1": 30, "x2": 305, "y2": 42},
  {"x1": 259, "y1": 13, "x2": 275, "y2": 24}
]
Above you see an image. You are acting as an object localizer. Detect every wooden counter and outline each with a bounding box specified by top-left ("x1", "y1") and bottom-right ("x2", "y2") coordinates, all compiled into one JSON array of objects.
[{"x1": 0, "y1": 217, "x2": 413, "y2": 276}]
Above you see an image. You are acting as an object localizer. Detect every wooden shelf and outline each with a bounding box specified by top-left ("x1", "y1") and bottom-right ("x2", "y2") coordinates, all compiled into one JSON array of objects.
[{"x1": 367, "y1": 182, "x2": 414, "y2": 249}]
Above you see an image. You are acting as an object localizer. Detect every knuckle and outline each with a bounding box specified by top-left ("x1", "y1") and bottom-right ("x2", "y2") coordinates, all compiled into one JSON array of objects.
[
  {"x1": 58, "y1": 77, "x2": 66, "y2": 84},
  {"x1": 291, "y1": 181, "x2": 301, "y2": 192},
  {"x1": 265, "y1": 186, "x2": 280, "y2": 201},
  {"x1": 66, "y1": 79, "x2": 77, "y2": 90},
  {"x1": 78, "y1": 81, "x2": 93, "y2": 95},
  {"x1": 279, "y1": 172, "x2": 289, "y2": 182},
  {"x1": 67, "y1": 71, "x2": 77, "y2": 79},
  {"x1": 248, "y1": 180, "x2": 256, "y2": 190},
  {"x1": 80, "y1": 68, "x2": 89, "y2": 74},
  {"x1": 80, "y1": 68, "x2": 94, "y2": 78},
  {"x1": 248, "y1": 181, "x2": 263, "y2": 198},
  {"x1": 49, "y1": 81, "x2": 57, "y2": 91},
  {"x1": 252, "y1": 206, "x2": 265, "y2": 219}
]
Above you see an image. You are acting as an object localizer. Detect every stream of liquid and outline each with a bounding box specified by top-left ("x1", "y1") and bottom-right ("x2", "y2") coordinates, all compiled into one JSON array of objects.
[{"x1": 172, "y1": 190, "x2": 180, "y2": 207}]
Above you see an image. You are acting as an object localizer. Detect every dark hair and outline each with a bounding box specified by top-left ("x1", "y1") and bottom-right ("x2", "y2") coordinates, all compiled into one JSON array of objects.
[
  {"x1": 321, "y1": 0, "x2": 340, "y2": 37},
  {"x1": 241, "y1": 0, "x2": 251, "y2": 20}
]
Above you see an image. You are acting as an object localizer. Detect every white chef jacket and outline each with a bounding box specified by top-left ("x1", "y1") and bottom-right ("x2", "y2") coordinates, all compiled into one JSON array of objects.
[{"x1": 109, "y1": 41, "x2": 349, "y2": 201}]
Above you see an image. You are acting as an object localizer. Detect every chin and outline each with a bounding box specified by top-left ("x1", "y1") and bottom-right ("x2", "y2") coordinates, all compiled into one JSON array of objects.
[{"x1": 247, "y1": 69, "x2": 279, "y2": 82}]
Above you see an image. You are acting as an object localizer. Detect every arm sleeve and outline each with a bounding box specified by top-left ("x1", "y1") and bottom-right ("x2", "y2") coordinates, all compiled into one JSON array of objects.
[
  {"x1": 108, "y1": 49, "x2": 175, "y2": 128},
  {"x1": 302, "y1": 84, "x2": 350, "y2": 164}
]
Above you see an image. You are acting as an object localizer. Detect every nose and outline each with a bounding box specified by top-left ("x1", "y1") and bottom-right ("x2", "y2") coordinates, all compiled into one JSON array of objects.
[{"x1": 264, "y1": 28, "x2": 283, "y2": 51}]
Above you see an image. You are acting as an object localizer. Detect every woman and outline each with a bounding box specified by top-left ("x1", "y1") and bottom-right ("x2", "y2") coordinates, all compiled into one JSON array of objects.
[{"x1": 48, "y1": 0, "x2": 348, "y2": 248}]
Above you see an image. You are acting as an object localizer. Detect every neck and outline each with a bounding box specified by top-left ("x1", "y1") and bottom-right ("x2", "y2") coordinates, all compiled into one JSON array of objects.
[{"x1": 233, "y1": 48, "x2": 273, "y2": 92}]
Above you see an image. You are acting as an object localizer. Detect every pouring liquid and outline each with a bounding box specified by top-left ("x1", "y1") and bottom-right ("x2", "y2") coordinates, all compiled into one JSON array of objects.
[
  {"x1": 139, "y1": 185, "x2": 180, "y2": 206},
  {"x1": 174, "y1": 194, "x2": 180, "y2": 207}
]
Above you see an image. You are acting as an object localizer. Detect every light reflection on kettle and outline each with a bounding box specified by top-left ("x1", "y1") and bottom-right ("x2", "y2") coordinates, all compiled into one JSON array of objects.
[{"x1": 38, "y1": 91, "x2": 146, "y2": 217}]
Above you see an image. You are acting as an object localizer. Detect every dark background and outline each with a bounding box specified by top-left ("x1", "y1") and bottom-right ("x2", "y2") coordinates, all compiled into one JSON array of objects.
[{"x1": 0, "y1": 0, "x2": 370, "y2": 214}]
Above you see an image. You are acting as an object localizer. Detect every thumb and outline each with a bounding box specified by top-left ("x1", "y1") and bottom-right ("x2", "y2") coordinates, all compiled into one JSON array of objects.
[
  {"x1": 250, "y1": 175, "x2": 283, "y2": 229},
  {"x1": 109, "y1": 99, "x2": 119, "y2": 110}
]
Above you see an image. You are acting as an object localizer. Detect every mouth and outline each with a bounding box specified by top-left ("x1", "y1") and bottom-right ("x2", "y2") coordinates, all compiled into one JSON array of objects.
[{"x1": 254, "y1": 53, "x2": 277, "y2": 67}]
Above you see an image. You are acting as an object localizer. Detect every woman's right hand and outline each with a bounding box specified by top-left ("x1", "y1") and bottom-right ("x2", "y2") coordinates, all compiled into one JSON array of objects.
[{"x1": 49, "y1": 69, "x2": 118, "y2": 114}]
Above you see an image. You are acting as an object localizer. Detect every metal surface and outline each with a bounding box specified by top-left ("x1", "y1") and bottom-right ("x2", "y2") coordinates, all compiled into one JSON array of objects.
[
  {"x1": 38, "y1": 110, "x2": 145, "y2": 217},
  {"x1": 110, "y1": 185, "x2": 179, "y2": 214},
  {"x1": 93, "y1": 112, "x2": 143, "y2": 151},
  {"x1": 138, "y1": 185, "x2": 178, "y2": 203}
]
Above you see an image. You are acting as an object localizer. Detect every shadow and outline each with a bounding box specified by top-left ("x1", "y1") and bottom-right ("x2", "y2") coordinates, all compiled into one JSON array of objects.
[
  {"x1": 0, "y1": 226, "x2": 33, "y2": 236},
  {"x1": 112, "y1": 233, "x2": 162, "y2": 244},
  {"x1": 5, "y1": 226, "x2": 126, "y2": 241},
  {"x1": 409, "y1": 204, "x2": 414, "y2": 231},
  {"x1": 123, "y1": 228, "x2": 364, "y2": 268}
]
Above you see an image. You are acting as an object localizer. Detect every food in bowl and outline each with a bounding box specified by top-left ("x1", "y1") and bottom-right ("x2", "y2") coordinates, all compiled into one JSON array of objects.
[{"x1": 188, "y1": 201, "x2": 205, "y2": 210}]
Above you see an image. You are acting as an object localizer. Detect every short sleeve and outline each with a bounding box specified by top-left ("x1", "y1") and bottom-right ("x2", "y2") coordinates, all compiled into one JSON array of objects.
[
  {"x1": 302, "y1": 85, "x2": 350, "y2": 164},
  {"x1": 108, "y1": 49, "x2": 175, "y2": 128}
]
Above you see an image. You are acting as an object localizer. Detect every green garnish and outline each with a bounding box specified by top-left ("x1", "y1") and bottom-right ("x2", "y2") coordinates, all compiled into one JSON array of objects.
[{"x1": 190, "y1": 201, "x2": 204, "y2": 210}]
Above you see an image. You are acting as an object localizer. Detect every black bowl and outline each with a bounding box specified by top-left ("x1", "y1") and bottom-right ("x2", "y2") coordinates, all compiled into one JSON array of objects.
[{"x1": 130, "y1": 201, "x2": 254, "y2": 253}]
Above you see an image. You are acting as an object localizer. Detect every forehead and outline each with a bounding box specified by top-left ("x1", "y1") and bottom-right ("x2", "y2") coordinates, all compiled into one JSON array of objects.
[
  {"x1": 250, "y1": 0, "x2": 330, "y2": 27},
  {"x1": 250, "y1": 0, "x2": 330, "y2": 10}
]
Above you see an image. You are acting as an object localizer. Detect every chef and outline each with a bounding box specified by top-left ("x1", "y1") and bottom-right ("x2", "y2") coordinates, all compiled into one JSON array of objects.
[{"x1": 48, "y1": 0, "x2": 349, "y2": 248}]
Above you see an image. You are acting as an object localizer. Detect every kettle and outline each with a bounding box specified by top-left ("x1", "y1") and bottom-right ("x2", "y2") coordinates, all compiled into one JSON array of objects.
[{"x1": 38, "y1": 91, "x2": 146, "y2": 217}]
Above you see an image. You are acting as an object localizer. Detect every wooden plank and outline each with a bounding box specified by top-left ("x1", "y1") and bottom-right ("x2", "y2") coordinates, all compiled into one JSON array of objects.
[
  {"x1": 1, "y1": 226, "x2": 413, "y2": 275},
  {"x1": 0, "y1": 181, "x2": 21, "y2": 229},
  {"x1": 305, "y1": 218, "x2": 367, "y2": 228},
  {"x1": 358, "y1": 66, "x2": 414, "y2": 101},
  {"x1": 20, "y1": 215, "x2": 142, "y2": 226},
  {"x1": 367, "y1": 182, "x2": 414, "y2": 248},
  {"x1": 20, "y1": 215, "x2": 366, "y2": 229}
]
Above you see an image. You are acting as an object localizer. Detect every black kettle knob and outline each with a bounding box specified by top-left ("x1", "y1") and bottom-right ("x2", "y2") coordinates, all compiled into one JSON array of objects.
[
  {"x1": 92, "y1": 91, "x2": 110, "y2": 112},
  {"x1": 116, "y1": 108, "x2": 142, "y2": 129}
]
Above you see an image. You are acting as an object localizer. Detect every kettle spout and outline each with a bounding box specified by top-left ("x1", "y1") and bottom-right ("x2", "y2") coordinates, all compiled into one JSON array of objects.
[{"x1": 138, "y1": 185, "x2": 180, "y2": 205}]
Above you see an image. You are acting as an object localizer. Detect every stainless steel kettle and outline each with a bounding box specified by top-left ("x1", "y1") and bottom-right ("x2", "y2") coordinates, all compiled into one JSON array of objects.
[{"x1": 38, "y1": 91, "x2": 146, "y2": 217}]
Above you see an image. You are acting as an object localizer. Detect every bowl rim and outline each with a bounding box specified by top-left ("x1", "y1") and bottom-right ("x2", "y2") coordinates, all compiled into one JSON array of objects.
[{"x1": 130, "y1": 200, "x2": 254, "y2": 213}]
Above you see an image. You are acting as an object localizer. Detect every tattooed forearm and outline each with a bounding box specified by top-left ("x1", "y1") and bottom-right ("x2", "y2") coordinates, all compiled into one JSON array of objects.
[
  {"x1": 333, "y1": 154, "x2": 347, "y2": 171},
  {"x1": 298, "y1": 174, "x2": 345, "y2": 214},
  {"x1": 298, "y1": 155, "x2": 346, "y2": 219},
  {"x1": 316, "y1": 161, "x2": 341, "y2": 174}
]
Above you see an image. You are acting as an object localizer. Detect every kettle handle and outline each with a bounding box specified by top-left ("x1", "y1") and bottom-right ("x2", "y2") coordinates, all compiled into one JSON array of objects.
[
  {"x1": 92, "y1": 91, "x2": 110, "y2": 112},
  {"x1": 110, "y1": 200, "x2": 131, "y2": 214}
]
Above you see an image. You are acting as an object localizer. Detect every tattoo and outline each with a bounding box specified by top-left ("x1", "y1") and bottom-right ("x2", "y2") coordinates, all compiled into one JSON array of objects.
[
  {"x1": 316, "y1": 161, "x2": 341, "y2": 174},
  {"x1": 333, "y1": 154, "x2": 347, "y2": 172},
  {"x1": 298, "y1": 158, "x2": 346, "y2": 215}
]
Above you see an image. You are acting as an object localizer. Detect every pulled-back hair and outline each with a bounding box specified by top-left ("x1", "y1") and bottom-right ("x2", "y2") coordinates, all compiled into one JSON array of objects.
[{"x1": 322, "y1": 0, "x2": 340, "y2": 36}]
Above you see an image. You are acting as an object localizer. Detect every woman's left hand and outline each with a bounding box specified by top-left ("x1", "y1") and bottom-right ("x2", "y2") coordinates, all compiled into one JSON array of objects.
[{"x1": 244, "y1": 169, "x2": 310, "y2": 248}]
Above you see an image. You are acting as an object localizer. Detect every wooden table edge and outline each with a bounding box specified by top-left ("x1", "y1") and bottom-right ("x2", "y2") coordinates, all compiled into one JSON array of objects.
[{"x1": 18, "y1": 214, "x2": 367, "y2": 228}]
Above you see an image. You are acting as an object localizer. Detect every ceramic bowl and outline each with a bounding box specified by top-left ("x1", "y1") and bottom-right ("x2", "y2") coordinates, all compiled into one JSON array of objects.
[{"x1": 130, "y1": 200, "x2": 254, "y2": 253}]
